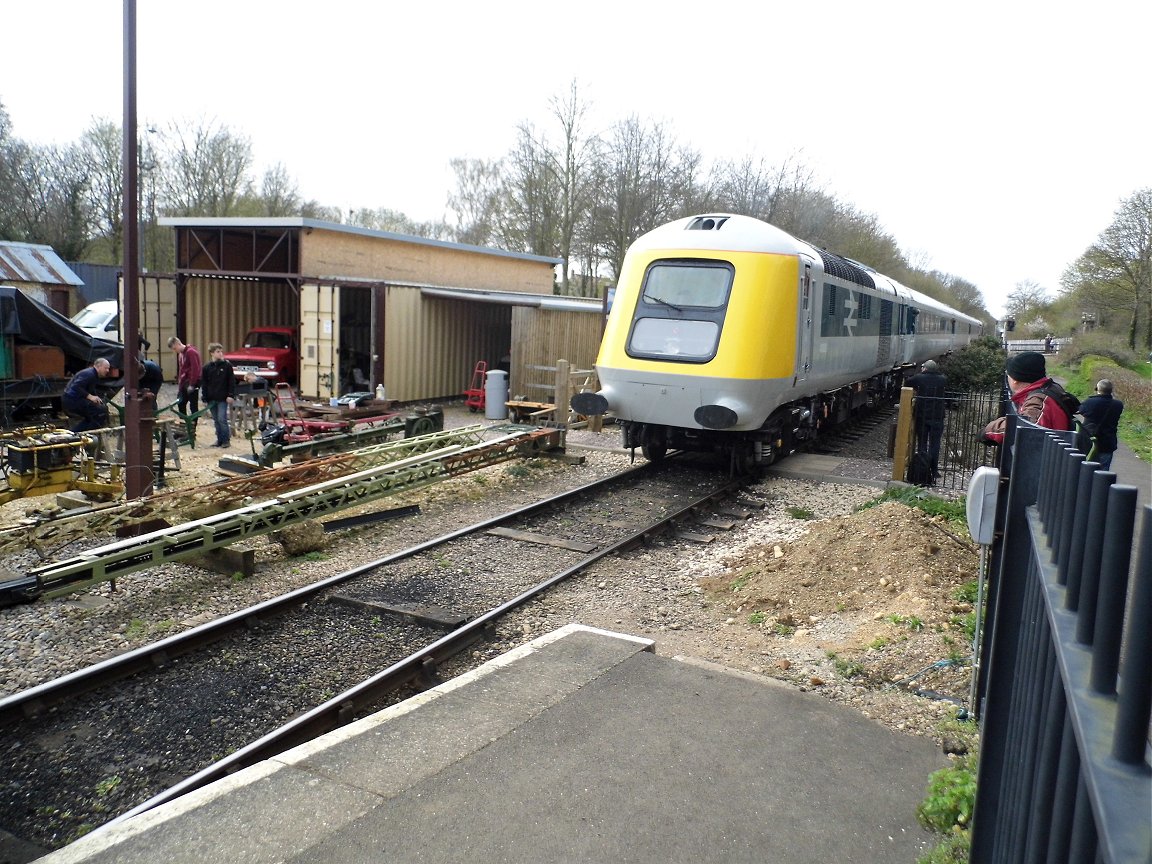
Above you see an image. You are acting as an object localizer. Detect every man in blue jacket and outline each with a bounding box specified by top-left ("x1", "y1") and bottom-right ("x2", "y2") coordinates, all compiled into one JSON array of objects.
[
  {"x1": 1077, "y1": 379, "x2": 1124, "y2": 469},
  {"x1": 62, "y1": 358, "x2": 113, "y2": 432}
]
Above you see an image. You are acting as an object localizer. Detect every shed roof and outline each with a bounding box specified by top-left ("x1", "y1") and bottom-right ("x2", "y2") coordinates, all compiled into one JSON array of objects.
[
  {"x1": 0, "y1": 241, "x2": 83, "y2": 287},
  {"x1": 158, "y1": 217, "x2": 563, "y2": 267},
  {"x1": 420, "y1": 285, "x2": 602, "y2": 312}
]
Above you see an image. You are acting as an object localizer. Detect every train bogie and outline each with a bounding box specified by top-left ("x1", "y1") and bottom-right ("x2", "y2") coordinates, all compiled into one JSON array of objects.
[{"x1": 573, "y1": 214, "x2": 983, "y2": 466}]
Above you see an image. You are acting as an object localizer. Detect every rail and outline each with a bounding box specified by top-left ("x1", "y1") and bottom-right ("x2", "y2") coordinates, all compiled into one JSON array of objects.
[
  {"x1": 2, "y1": 427, "x2": 559, "y2": 602},
  {"x1": 969, "y1": 416, "x2": 1150, "y2": 862}
]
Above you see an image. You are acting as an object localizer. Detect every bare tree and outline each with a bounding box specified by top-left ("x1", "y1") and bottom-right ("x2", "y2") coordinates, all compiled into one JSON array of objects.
[
  {"x1": 1004, "y1": 280, "x2": 1050, "y2": 317},
  {"x1": 447, "y1": 157, "x2": 503, "y2": 246},
  {"x1": 0, "y1": 100, "x2": 23, "y2": 241},
  {"x1": 545, "y1": 81, "x2": 597, "y2": 294},
  {"x1": 709, "y1": 152, "x2": 815, "y2": 227},
  {"x1": 77, "y1": 119, "x2": 125, "y2": 262},
  {"x1": 493, "y1": 122, "x2": 563, "y2": 258},
  {"x1": 346, "y1": 206, "x2": 452, "y2": 240},
  {"x1": 3, "y1": 141, "x2": 92, "y2": 259},
  {"x1": 588, "y1": 115, "x2": 703, "y2": 280},
  {"x1": 158, "y1": 119, "x2": 254, "y2": 216},
  {"x1": 255, "y1": 163, "x2": 302, "y2": 216}
]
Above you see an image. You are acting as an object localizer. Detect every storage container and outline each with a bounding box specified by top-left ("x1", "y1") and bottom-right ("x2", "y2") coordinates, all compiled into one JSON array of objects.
[{"x1": 15, "y1": 345, "x2": 66, "y2": 378}]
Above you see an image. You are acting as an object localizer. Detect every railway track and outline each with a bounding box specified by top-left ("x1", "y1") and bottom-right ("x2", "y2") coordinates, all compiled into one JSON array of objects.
[{"x1": 0, "y1": 458, "x2": 753, "y2": 852}]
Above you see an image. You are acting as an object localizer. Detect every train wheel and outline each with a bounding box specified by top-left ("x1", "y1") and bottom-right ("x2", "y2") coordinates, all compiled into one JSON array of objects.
[
  {"x1": 641, "y1": 441, "x2": 667, "y2": 463},
  {"x1": 640, "y1": 427, "x2": 667, "y2": 463}
]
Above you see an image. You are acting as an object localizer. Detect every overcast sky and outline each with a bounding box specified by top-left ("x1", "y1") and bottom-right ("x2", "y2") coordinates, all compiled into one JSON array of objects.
[{"x1": 3, "y1": 1, "x2": 1147, "y2": 318}]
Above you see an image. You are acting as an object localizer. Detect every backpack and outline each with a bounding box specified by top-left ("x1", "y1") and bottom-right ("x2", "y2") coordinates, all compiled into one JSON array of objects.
[
  {"x1": 906, "y1": 452, "x2": 934, "y2": 486},
  {"x1": 1037, "y1": 383, "x2": 1095, "y2": 457},
  {"x1": 1038, "y1": 382, "x2": 1080, "y2": 425}
]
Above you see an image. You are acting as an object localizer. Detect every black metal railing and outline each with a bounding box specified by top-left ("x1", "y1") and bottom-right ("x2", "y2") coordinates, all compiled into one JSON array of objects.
[
  {"x1": 905, "y1": 389, "x2": 1001, "y2": 492},
  {"x1": 968, "y1": 417, "x2": 1151, "y2": 863}
]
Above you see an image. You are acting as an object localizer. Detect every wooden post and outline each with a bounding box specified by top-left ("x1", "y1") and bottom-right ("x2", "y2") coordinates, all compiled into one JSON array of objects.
[
  {"x1": 892, "y1": 386, "x2": 915, "y2": 482},
  {"x1": 554, "y1": 359, "x2": 571, "y2": 424}
]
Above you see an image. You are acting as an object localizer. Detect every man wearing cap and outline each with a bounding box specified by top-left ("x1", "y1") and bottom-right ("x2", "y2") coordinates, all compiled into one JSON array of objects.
[
  {"x1": 982, "y1": 351, "x2": 1072, "y2": 444},
  {"x1": 907, "y1": 359, "x2": 948, "y2": 481}
]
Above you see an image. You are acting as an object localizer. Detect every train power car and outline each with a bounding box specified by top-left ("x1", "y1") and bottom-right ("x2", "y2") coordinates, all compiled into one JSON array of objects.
[{"x1": 572, "y1": 214, "x2": 983, "y2": 468}]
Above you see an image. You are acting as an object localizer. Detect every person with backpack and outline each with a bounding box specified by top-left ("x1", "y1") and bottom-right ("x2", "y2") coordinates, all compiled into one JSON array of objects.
[
  {"x1": 982, "y1": 351, "x2": 1074, "y2": 445},
  {"x1": 1077, "y1": 379, "x2": 1124, "y2": 469}
]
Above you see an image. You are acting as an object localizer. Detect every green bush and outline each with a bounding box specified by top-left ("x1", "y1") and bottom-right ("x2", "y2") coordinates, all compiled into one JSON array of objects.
[
  {"x1": 1058, "y1": 332, "x2": 1145, "y2": 369},
  {"x1": 917, "y1": 752, "x2": 978, "y2": 833},
  {"x1": 939, "y1": 336, "x2": 1006, "y2": 391}
]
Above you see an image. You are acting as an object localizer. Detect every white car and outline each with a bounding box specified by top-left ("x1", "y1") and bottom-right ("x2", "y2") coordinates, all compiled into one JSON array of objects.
[{"x1": 71, "y1": 300, "x2": 121, "y2": 341}]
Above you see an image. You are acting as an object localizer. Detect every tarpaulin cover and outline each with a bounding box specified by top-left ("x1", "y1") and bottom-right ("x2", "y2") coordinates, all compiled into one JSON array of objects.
[{"x1": 0, "y1": 286, "x2": 125, "y2": 375}]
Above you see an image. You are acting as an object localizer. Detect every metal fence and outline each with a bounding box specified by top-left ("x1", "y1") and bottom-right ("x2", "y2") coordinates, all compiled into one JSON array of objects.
[
  {"x1": 900, "y1": 388, "x2": 1002, "y2": 494},
  {"x1": 968, "y1": 416, "x2": 1151, "y2": 863}
]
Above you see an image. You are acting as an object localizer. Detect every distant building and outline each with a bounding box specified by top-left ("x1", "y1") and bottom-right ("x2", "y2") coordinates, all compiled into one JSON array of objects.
[
  {"x1": 0, "y1": 241, "x2": 84, "y2": 316},
  {"x1": 154, "y1": 217, "x2": 601, "y2": 403}
]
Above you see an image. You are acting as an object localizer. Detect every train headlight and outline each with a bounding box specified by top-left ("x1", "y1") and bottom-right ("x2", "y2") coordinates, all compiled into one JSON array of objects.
[
  {"x1": 571, "y1": 392, "x2": 609, "y2": 416},
  {"x1": 694, "y1": 404, "x2": 739, "y2": 429}
]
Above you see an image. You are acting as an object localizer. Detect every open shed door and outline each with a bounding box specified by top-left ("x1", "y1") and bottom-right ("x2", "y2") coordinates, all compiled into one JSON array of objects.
[{"x1": 300, "y1": 283, "x2": 340, "y2": 400}]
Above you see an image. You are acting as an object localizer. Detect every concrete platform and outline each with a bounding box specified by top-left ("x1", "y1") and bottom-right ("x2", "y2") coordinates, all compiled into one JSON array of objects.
[{"x1": 39, "y1": 624, "x2": 945, "y2": 864}]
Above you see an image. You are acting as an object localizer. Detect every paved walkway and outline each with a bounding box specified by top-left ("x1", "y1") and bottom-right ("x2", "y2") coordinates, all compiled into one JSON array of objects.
[{"x1": 37, "y1": 625, "x2": 945, "y2": 864}]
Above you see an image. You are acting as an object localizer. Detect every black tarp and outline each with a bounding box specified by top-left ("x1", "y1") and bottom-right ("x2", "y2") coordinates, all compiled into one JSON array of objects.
[{"x1": 0, "y1": 286, "x2": 125, "y2": 374}]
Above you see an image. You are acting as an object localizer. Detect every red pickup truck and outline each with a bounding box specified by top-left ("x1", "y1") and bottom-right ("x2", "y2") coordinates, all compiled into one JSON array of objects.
[{"x1": 224, "y1": 326, "x2": 299, "y2": 385}]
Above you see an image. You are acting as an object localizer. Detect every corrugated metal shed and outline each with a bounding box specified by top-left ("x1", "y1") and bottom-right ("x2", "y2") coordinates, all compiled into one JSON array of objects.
[{"x1": 0, "y1": 242, "x2": 83, "y2": 287}]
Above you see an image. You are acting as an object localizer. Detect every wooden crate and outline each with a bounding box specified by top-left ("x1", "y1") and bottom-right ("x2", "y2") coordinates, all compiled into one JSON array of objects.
[{"x1": 15, "y1": 345, "x2": 65, "y2": 378}]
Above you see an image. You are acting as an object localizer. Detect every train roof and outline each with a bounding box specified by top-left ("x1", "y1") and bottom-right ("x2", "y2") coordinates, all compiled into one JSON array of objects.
[
  {"x1": 630, "y1": 214, "x2": 810, "y2": 257},
  {"x1": 635, "y1": 214, "x2": 981, "y2": 327}
]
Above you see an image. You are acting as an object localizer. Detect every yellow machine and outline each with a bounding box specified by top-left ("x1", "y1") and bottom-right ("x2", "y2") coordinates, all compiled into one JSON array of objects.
[{"x1": 0, "y1": 427, "x2": 123, "y2": 505}]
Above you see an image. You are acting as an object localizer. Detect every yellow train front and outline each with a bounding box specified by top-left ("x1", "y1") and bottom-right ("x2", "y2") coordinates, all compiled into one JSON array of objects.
[{"x1": 573, "y1": 214, "x2": 982, "y2": 467}]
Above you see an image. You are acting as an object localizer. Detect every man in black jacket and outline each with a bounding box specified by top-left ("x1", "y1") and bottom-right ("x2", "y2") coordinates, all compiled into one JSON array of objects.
[
  {"x1": 907, "y1": 360, "x2": 948, "y2": 482},
  {"x1": 200, "y1": 343, "x2": 237, "y2": 448},
  {"x1": 1077, "y1": 379, "x2": 1124, "y2": 469}
]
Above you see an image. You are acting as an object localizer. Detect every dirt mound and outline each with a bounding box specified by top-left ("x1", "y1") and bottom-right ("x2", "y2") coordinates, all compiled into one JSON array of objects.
[{"x1": 699, "y1": 501, "x2": 980, "y2": 703}]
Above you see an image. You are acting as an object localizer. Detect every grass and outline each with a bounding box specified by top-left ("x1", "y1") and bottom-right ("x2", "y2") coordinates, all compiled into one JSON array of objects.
[
  {"x1": 1049, "y1": 353, "x2": 1152, "y2": 460},
  {"x1": 94, "y1": 776, "x2": 121, "y2": 797},
  {"x1": 887, "y1": 614, "x2": 925, "y2": 632},
  {"x1": 859, "y1": 486, "x2": 966, "y2": 528},
  {"x1": 826, "y1": 651, "x2": 863, "y2": 678},
  {"x1": 915, "y1": 716, "x2": 980, "y2": 863}
]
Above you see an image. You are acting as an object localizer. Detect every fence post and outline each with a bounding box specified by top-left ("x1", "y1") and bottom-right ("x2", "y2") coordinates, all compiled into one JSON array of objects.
[
  {"x1": 891, "y1": 386, "x2": 914, "y2": 482},
  {"x1": 970, "y1": 422, "x2": 1048, "y2": 860}
]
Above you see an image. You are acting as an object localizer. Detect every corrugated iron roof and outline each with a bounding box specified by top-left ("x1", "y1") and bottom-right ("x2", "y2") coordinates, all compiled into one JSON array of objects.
[{"x1": 0, "y1": 241, "x2": 84, "y2": 287}]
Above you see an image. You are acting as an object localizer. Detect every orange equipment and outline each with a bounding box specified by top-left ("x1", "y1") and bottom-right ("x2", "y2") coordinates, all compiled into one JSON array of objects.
[{"x1": 464, "y1": 361, "x2": 487, "y2": 412}]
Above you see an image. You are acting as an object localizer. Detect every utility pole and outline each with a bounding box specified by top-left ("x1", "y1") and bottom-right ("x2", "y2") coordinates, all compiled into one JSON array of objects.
[{"x1": 122, "y1": 0, "x2": 154, "y2": 499}]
